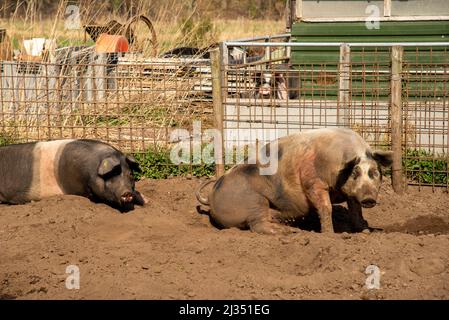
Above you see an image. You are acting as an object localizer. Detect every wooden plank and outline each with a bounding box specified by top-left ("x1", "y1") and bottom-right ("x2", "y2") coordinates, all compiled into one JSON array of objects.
[
  {"x1": 338, "y1": 44, "x2": 350, "y2": 127},
  {"x1": 384, "y1": 0, "x2": 391, "y2": 17},
  {"x1": 211, "y1": 47, "x2": 225, "y2": 177},
  {"x1": 391, "y1": 46, "x2": 404, "y2": 194},
  {"x1": 295, "y1": 0, "x2": 302, "y2": 20}
]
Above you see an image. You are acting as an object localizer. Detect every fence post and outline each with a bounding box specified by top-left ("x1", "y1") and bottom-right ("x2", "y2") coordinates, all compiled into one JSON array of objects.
[
  {"x1": 338, "y1": 43, "x2": 350, "y2": 127},
  {"x1": 211, "y1": 45, "x2": 225, "y2": 177},
  {"x1": 94, "y1": 53, "x2": 107, "y2": 101},
  {"x1": 85, "y1": 53, "x2": 106, "y2": 102},
  {"x1": 391, "y1": 45, "x2": 404, "y2": 194}
]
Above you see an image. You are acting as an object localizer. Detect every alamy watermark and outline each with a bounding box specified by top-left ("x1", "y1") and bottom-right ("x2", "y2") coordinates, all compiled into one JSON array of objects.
[
  {"x1": 169, "y1": 121, "x2": 280, "y2": 175},
  {"x1": 365, "y1": 264, "x2": 381, "y2": 289},
  {"x1": 65, "y1": 5, "x2": 81, "y2": 30},
  {"x1": 365, "y1": 4, "x2": 381, "y2": 30},
  {"x1": 65, "y1": 265, "x2": 80, "y2": 290}
]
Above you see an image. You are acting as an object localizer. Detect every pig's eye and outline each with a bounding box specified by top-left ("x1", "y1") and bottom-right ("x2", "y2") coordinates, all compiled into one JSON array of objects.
[
  {"x1": 352, "y1": 169, "x2": 360, "y2": 179},
  {"x1": 369, "y1": 169, "x2": 379, "y2": 179}
]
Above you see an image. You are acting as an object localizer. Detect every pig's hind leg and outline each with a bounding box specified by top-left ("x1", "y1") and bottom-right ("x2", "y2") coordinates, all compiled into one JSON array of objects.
[{"x1": 246, "y1": 196, "x2": 299, "y2": 235}]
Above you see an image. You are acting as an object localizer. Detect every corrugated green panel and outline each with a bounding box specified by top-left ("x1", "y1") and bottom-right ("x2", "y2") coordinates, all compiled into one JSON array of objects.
[
  {"x1": 293, "y1": 46, "x2": 448, "y2": 52},
  {"x1": 292, "y1": 21, "x2": 449, "y2": 37},
  {"x1": 299, "y1": 81, "x2": 447, "y2": 98},
  {"x1": 292, "y1": 51, "x2": 449, "y2": 64},
  {"x1": 292, "y1": 35, "x2": 448, "y2": 42},
  {"x1": 290, "y1": 20, "x2": 448, "y2": 98}
]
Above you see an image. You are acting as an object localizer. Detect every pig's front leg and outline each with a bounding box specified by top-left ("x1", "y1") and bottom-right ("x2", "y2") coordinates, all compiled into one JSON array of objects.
[{"x1": 299, "y1": 156, "x2": 334, "y2": 233}]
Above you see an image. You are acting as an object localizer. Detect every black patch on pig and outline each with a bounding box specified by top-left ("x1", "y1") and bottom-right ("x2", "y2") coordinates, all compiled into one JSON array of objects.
[
  {"x1": 366, "y1": 150, "x2": 383, "y2": 179},
  {"x1": 240, "y1": 164, "x2": 258, "y2": 176},
  {"x1": 57, "y1": 139, "x2": 121, "y2": 197},
  {"x1": 57, "y1": 140, "x2": 98, "y2": 196},
  {"x1": 335, "y1": 157, "x2": 361, "y2": 190},
  {"x1": 0, "y1": 142, "x2": 36, "y2": 204},
  {"x1": 213, "y1": 175, "x2": 225, "y2": 191},
  {"x1": 58, "y1": 139, "x2": 139, "y2": 212},
  {"x1": 372, "y1": 151, "x2": 393, "y2": 167}
]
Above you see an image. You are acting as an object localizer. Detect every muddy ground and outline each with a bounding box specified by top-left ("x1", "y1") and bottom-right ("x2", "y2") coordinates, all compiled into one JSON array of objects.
[{"x1": 0, "y1": 177, "x2": 448, "y2": 300}]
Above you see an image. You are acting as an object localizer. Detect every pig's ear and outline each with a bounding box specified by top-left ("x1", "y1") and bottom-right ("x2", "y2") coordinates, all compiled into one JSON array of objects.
[
  {"x1": 372, "y1": 150, "x2": 393, "y2": 167},
  {"x1": 126, "y1": 155, "x2": 141, "y2": 173},
  {"x1": 98, "y1": 157, "x2": 121, "y2": 177}
]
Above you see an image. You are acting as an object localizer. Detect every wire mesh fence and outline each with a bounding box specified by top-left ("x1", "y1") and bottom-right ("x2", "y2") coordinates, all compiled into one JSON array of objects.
[
  {"x1": 0, "y1": 52, "x2": 215, "y2": 176},
  {"x1": 219, "y1": 40, "x2": 449, "y2": 189},
  {"x1": 402, "y1": 48, "x2": 449, "y2": 189},
  {"x1": 0, "y1": 40, "x2": 448, "y2": 187}
]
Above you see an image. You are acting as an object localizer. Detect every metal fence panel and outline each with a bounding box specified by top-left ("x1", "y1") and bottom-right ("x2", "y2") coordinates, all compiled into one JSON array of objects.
[{"x1": 219, "y1": 40, "x2": 448, "y2": 189}]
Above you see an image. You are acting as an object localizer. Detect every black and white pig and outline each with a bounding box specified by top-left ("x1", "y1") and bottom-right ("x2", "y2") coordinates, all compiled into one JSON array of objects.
[{"x1": 0, "y1": 139, "x2": 145, "y2": 212}]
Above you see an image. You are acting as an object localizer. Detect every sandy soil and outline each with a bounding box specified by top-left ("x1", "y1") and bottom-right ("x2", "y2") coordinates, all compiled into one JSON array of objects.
[{"x1": 0, "y1": 177, "x2": 448, "y2": 300}]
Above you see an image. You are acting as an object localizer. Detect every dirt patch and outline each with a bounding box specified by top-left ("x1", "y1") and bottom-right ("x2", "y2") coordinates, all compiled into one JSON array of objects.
[
  {"x1": 0, "y1": 177, "x2": 448, "y2": 299},
  {"x1": 384, "y1": 216, "x2": 449, "y2": 235}
]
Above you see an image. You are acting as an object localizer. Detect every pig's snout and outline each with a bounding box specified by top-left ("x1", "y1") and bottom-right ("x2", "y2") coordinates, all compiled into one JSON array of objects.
[
  {"x1": 259, "y1": 85, "x2": 271, "y2": 96},
  {"x1": 120, "y1": 192, "x2": 134, "y2": 204}
]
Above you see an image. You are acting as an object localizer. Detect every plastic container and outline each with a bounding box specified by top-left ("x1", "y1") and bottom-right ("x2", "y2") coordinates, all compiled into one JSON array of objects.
[{"x1": 95, "y1": 34, "x2": 129, "y2": 53}]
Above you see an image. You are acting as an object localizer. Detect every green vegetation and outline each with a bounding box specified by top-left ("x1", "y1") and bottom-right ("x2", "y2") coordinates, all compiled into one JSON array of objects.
[
  {"x1": 403, "y1": 149, "x2": 448, "y2": 185},
  {"x1": 133, "y1": 147, "x2": 215, "y2": 180},
  {"x1": 0, "y1": 133, "x2": 16, "y2": 146},
  {"x1": 1, "y1": 131, "x2": 447, "y2": 185}
]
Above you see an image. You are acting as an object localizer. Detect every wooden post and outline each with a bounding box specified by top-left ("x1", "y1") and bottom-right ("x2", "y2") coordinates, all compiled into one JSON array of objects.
[
  {"x1": 391, "y1": 45, "x2": 404, "y2": 194},
  {"x1": 94, "y1": 53, "x2": 107, "y2": 102},
  {"x1": 86, "y1": 53, "x2": 107, "y2": 102},
  {"x1": 338, "y1": 43, "x2": 350, "y2": 127},
  {"x1": 295, "y1": 0, "x2": 302, "y2": 20},
  {"x1": 211, "y1": 46, "x2": 225, "y2": 177},
  {"x1": 285, "y1": 0, "x2": 295, "y2": 32},
  {"x1": 384, "y1": 0, "x2": 392, "y2": 17}
]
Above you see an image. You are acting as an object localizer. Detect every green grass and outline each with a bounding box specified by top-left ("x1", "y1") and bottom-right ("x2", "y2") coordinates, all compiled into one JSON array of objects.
[
  {"x1": 0, "y1": 133, "x2": 17, "y2": 146},
  {"x1": 403, "y1": 149, "x2": 448, "y2": 185},
  {"x1": 80, "y1": 105, "x2": 179, "y2": 128},
  {"x1": 133, "y1": 147, "x2": 215, "y2": 180},
  {"x1": 2, "y1": 133, "x2": 446, "y2": 185}
]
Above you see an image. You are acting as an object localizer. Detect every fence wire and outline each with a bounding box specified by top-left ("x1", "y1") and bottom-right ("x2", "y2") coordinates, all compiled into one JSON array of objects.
[
  {"x1": 0, "y1": 53, "x2": 214, "y2": 175},
  {"x1": 402, "y1": 48, "x2": 449, "y2": 189},
  {"x1": 1, "y1": 42, "x2": 448, "y2": 187},
  {"x1": 221, "y1": 41, "x2": 448, "y2": 189}
]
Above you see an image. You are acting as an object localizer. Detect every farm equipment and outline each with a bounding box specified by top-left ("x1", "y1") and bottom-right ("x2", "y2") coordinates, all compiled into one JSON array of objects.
[{"x1": 83, "y1": 15, "x2": 158, "y2": 57}]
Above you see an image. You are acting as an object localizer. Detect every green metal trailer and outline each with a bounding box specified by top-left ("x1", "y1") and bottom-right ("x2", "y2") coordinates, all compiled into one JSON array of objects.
[{"x1": 286, "y1": 0, "x2": 449, "y2": 98}]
